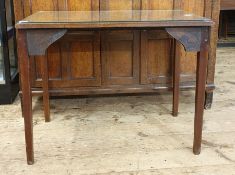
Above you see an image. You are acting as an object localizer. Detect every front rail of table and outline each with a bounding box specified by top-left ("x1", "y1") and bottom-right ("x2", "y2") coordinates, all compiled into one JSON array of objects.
[{"x1": 16, "y1": 10, "x2": 213, "y2": 165}]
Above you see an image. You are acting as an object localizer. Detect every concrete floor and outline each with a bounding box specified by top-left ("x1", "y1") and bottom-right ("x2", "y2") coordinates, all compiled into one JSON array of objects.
[{"x1": 0, "y1": 47, "x2": 235, "y2": 175}]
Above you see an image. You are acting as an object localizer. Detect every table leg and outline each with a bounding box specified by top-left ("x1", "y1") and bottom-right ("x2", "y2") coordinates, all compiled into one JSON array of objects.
[
  {"x1": 18, "y1": 30, "x2": 34, "y2": 164},
  {"x1": 172, "y1": 40, "x2": 180, "y2": 117},
  {"x1": 42, "y1": 56, "x2": 50, "y2": 122},
  {"x1": 193, "y1": 37, "x2": 208, "y2": 155}
]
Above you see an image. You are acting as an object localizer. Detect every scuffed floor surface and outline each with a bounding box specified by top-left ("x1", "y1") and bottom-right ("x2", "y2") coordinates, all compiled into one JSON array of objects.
[{"x1": 1, "y1": 47, "x2": 235, "y2": 175}]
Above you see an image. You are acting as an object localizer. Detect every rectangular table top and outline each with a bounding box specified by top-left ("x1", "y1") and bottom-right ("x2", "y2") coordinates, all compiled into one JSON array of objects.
[{"x1": 16, "y1": 10, "x2": 213, "y2": 29}]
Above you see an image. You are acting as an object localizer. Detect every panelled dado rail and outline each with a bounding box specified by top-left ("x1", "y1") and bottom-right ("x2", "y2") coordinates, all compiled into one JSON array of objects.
[{"x1": 16, "y1": 10, "x2": 213, "y2": 165}]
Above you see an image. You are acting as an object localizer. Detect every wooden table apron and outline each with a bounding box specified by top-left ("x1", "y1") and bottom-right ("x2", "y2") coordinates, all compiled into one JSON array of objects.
[{"x1": 17, "y1": 26, "x2": 210, "y2": 165}]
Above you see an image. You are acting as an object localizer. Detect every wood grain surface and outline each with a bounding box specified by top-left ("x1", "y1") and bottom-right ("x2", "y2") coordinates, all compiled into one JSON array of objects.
[{"x1": 13, "y1": 0, "x2": 219, "y2": 107}]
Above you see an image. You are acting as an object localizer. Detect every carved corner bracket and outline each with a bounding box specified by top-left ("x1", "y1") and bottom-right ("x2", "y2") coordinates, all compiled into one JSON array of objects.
[
  {"x1": 26, "y1": 29, "x2": 67, "y2": 56},
  {"x1": 166, "y1": 27, "x2": 208, "y2": 52}
]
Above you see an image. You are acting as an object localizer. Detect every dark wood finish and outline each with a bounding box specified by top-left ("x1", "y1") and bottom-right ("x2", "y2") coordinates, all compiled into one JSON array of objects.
[
  {"x1": 31, "y1": 31, "x2": 101, "y2": 89},
  {"x1": 140, "y1": 30, "x2": 173, "y2": 85},
  {"x1": 42, "y1": 55, "x2": 50, "y2": 122},
  {"x1": 17, "y1": 21, "x2": 213, "y2": 29},
  {"x1": 13, "y1": 1, "x2": 220, "y2": 110},
  {"x1": 101, "y1": 30, "x2": 140, "y2": 86},
  {"x1": 193, "y1": 28, "x2": 209, "y2": 154},
  {"x1": 141, "y1": 1, "x2": 179, "y2": 116},
  {"x1": 19, "y1": 83, "x2": 215, "y2": 97},
  {"x1": 17, "y1": 30, "x2": 34, "y2": 165},
  {"x1": 166, "y1": 27, "x2": 209, "y2": 117},
  {"x1": 139, "y1": 0, "x2": 218, "y2": 113},
  {"x1": 172, "y1": 39, "x2": 179, "y2": 117},
  {"x1": 100, "y1": 0, "x2": 138, "y2": 87},
  {"x1": 64, "y1": 31, "x2": 101, "y2": 87},
  {"x1": 14, "y1": 0, "x2": 102, "y2": 94},
  {"x1": 20, "y1": 29, "x2": 101, "y2": 124},
  {"x1": 16, "y1": 9, "x2": 212, "y2": 164},
  {"x1": 26, "y1": 29, "x2": 67, "y2": 121},
  {"x1": 13, "y1": 0, "x2": 219, "y2": 163},
  {"x1": 166, "y1": 28, "x2": 202, "y2": 52},
  {"x1": 26, "y1": 29, "x2": 67, "y2": 56}
]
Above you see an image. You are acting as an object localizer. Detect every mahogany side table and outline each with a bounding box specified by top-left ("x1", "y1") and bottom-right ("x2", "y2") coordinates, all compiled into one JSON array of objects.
[{"x1": 16, "y1": 10, "x2": 213, "y2": 164}]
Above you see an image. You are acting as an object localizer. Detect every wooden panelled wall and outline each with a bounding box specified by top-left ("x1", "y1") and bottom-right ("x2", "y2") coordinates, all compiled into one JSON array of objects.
[{"x1": 13, "y1": 0, "x2": 220, "y2": 95}]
